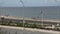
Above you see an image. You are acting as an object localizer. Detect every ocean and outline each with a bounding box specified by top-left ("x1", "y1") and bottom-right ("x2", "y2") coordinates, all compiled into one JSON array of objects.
[{"x1": 0, "y1": 6, "x2": 60, "y2": 20}]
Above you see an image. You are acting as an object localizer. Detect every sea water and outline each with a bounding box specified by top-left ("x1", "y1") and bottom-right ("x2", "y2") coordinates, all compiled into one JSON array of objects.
[{"x1": 0, "y1": 6, "x2": 60, "y2": 20}]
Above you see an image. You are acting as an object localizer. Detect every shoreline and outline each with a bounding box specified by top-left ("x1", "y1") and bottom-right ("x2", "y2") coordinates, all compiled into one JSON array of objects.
[
  {"x1": 1, "y1": 16, "x2": 60, "y2": 23},
  {"x1": 0, "y1": 25, "x2": 60, "y2": 34}
]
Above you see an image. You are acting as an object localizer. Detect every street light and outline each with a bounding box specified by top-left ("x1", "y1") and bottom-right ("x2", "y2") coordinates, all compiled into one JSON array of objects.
[
  {"x1": 41, "y1": 9, "x2": 44, "y2": 26},
  {"x1": 20, "y1": 0, "x2": 25, "y2": 27},
  {"x1": 37, "y1": 9, "x2": 43, "y2": 26},
  {"x1": 55, "y1": 0, "x2": 60, "y2": 26}
]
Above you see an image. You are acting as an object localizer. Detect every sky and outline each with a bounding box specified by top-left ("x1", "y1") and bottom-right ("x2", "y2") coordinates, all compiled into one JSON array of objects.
[{"x1": 0, "y1": 0, "x2": 60, "y2": 7}]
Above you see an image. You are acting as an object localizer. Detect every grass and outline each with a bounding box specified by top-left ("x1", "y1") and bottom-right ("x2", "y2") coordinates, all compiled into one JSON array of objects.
[{"x1": 0, "y1": 21, "x2": 60, "y2": 31}]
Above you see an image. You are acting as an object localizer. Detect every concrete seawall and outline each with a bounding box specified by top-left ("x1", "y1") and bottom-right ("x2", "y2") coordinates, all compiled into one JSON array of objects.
[{"x1": 0, "y1": 25, "x2": 60, "y2": 34}]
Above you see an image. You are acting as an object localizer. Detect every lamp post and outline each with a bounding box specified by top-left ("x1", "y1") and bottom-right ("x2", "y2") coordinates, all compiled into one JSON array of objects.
[
  {"x1": 41, "y1": 10, "x2": 44, "y2": 26},
  {"x1": 55, "y1": 0, "x2": 60, "y2": 26},
  {"x1": 38, "y1": 9, "x2": 43, "y2": 26},
  {"x1": 20, "y1": 0, "x2": 25, "y2": 27}
]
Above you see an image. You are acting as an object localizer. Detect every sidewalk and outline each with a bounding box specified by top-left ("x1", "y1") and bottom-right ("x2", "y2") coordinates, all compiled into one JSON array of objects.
[{"x1": 0, "y1": 25, "x2": 60, "y2": 34}]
